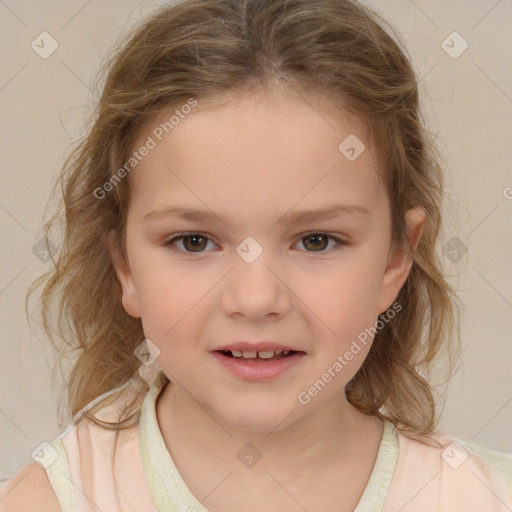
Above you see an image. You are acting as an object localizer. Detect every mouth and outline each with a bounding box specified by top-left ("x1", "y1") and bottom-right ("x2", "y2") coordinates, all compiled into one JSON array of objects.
[
  {"x1": 211, "y1": 349, "x2": 306, "y2": 380},
  {"x1": 215, "y1": 349, "x2": 303, "y2": 362}
]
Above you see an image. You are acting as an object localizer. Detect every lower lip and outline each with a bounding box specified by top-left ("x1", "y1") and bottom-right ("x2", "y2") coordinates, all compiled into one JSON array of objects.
[{"x1": 211, "y1": 351, "x2": 305, "y2": 381}]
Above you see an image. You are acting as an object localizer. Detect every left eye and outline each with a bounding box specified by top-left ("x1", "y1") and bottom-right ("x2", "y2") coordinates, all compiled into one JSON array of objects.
[
  {"x1": 297, "y1": 233, "x2": 346, "y2": 252},
  {"x1": 164, "y1": 232, "x2": 347, "y2": 255}
]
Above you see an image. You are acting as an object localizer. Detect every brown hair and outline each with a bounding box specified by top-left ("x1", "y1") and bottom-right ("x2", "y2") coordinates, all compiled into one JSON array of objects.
[{"x1": 27, "y1": 0, "x2": 461, "y2": 442}]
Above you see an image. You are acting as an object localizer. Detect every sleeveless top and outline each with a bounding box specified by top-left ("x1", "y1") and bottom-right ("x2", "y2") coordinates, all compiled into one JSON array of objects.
[{"x1": 3, "y1": 370, "x2": 512, "y2": 511}]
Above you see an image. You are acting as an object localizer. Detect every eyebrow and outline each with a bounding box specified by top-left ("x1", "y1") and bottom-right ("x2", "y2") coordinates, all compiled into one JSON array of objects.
[{"x1": 143, "y1": 203, "x2": 371, "y2": 226}]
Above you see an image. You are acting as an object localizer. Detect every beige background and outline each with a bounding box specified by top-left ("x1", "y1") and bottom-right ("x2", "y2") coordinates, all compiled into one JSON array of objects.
[{"x1": 0, "y1": 0, "x2": 511, "y2": 478}]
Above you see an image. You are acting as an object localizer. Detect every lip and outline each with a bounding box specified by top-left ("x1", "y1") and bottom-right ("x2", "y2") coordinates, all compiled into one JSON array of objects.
[
  {"x1": 211, "y1": 350, "x2": 306, "y2": 381},
  {"x1": 213, "y1": 341, "x2": 302, "y2": 352}
]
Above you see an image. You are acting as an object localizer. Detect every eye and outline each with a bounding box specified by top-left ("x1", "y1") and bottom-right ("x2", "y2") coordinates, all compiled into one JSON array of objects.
[
  {"x1": 164, "y1": 232, "x2": 347, "y2": 255},
  {"x1": 164, "y1": 233, "x2": 217, "y2": 254},
  {"x1": 294, "y1": 232, "x2": 347, "y2": 252}
]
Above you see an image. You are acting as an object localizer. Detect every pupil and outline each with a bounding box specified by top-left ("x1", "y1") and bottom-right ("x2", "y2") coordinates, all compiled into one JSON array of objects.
[
  {"x1": 305, "y1": 234, "x2": 327, "y2": 251},
  {"x1": 184, "y1": 235, "x2": 206, "y2": 252}
]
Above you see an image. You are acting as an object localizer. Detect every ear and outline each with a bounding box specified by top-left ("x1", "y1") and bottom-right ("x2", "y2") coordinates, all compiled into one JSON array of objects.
[
  {"x1": 107, "y1": 230, "x2": 141, "y2": 318},
  {"x1": 376, "y1": 207, "x2": 426, "y2": 314}
]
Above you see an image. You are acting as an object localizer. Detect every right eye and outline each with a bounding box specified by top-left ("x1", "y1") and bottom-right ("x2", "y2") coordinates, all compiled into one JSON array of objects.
[{"x1": 164, "y1": 232, "x2": 217, "y2": 254}]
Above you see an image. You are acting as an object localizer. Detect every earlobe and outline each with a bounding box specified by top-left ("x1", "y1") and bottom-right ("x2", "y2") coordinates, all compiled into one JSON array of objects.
[
  {"x1": 107, "y1": 230, "x2": 142, "y2": 319},
  {"x1": 376, "y1": 207, "x2": 426, "y2": 314}
]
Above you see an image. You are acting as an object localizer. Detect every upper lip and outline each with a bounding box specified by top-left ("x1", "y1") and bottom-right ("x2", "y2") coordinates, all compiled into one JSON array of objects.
[{"x1": 213, "y1": 342, "x2": 303, "y2": 353}]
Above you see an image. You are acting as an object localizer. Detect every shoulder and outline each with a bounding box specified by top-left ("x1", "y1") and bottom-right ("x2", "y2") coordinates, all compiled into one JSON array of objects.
[
  {"x1": 459, "y1": 439, "x2": 512, "y2": 494},
  {"x1": 0, "y1": 461, "x2": 61, "y2": 512},
  {"x1": 392, "y1": 427, "x2": 512, "y2": 508}
]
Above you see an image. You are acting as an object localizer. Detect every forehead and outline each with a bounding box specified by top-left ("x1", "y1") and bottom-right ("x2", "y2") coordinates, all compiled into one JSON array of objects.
[{"x1": 126, "y1": 89, "x2": 385, "y2": 223}]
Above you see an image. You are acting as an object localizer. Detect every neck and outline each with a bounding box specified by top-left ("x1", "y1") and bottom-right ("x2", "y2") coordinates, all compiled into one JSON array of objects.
[{"x1": 155, "y1": 379, "x2": 383, "y2": 476}]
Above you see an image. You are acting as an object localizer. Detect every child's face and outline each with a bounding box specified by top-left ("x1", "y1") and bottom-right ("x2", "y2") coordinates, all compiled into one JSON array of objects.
[{"x1": 112, "y1": 89, "x2": 424, "y2": 432}]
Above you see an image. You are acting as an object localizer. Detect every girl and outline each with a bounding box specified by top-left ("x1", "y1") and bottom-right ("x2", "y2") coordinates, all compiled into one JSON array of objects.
[{"x1": 1, "y1": 0, "x2": 511, "y2": 510}]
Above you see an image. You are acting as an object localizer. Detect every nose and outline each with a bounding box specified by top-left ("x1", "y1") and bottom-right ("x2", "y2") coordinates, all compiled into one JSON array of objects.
[{"x1": 220, "y1": 241, "x2": 292, "y2": 322}]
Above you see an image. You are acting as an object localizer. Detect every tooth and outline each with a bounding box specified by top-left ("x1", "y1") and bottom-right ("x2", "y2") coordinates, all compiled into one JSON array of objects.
[
  {"x1": 282, "y1": 350, "x2": 291, "y2": 355},
  {"x1": 242, "y1": 350, "x2": 258, "y2": 358},
  {"x1": 257, "y1": 350, "x2": 275, "y2": 359},
  {"x1": 231, "y1": 350, "x2": 243, "y2": 357}
]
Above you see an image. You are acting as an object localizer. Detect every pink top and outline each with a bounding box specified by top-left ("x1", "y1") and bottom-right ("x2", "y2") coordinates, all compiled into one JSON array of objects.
[{"x1": 3, "y1": 370, "x2": 512, "y2": 511}]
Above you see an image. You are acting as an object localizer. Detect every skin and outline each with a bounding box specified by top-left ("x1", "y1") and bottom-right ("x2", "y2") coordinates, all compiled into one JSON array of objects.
[{"x1": 110, "y1": 86, "x2": 426, "y2": 511}]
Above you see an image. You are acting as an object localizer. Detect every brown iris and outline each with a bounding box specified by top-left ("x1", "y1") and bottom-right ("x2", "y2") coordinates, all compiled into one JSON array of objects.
[
  {"x1": 302, "y1": 234, "x2": 329, "y2": 251},
  {"x1": 182, "y1": 234, "x2": 208, "y2": 252}
]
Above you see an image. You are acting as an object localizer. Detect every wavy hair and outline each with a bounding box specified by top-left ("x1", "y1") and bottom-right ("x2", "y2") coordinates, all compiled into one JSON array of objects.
[{"x1": 27, "y1": 0, "x2": 461, "y2": 442}]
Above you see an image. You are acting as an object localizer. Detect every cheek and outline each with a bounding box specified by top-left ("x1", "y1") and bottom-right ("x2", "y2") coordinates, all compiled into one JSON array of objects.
[
  {"x1": 299, "y1": 251, "x2": 386, "y2": 344},
  {"x1": 134, "y1": 266, "x2": 218, "y2": 361},
  {"x1": 132, "y1": 245, "x2": 202, "y2": 308},
  {"x1": 140, "y1": 280, "x2": 208, "y2": 336}
]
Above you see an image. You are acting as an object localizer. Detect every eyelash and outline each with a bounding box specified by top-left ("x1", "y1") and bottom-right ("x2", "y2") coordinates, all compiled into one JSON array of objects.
[{"x1": 163, "y1": 232, "x2": 348, "y2": 256}]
